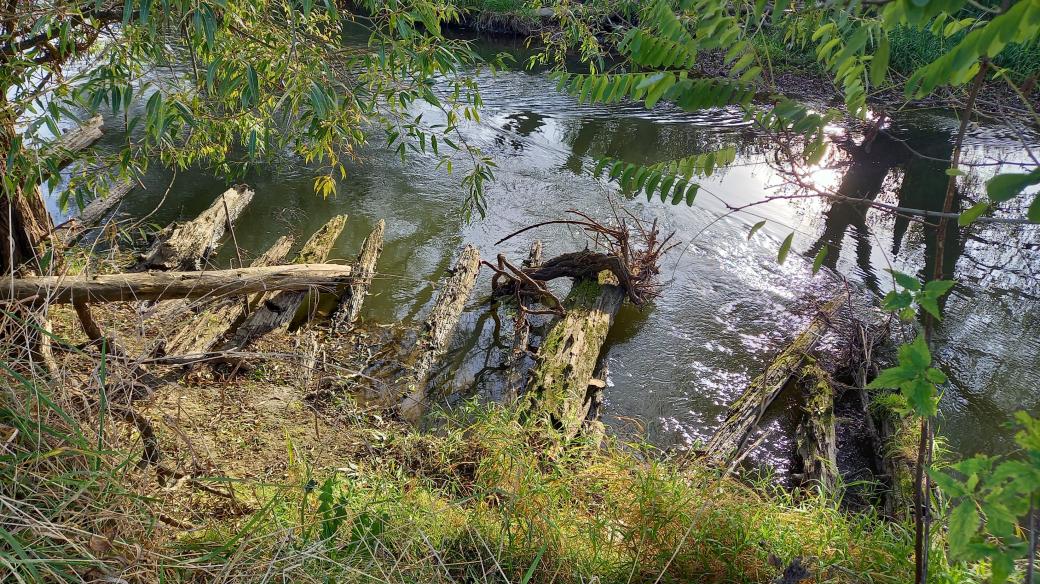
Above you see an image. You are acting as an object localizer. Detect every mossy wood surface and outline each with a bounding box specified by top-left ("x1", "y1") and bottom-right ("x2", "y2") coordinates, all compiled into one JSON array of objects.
[
  {"x1": 527, "y1": 273, "x2": 624, "y2": 438},
  {"x1": 795, "y1": 362, "x2": 838, "y2": 493},
  {"x1": 703, "y1": 296, "x2": 845, "y2": 465}
]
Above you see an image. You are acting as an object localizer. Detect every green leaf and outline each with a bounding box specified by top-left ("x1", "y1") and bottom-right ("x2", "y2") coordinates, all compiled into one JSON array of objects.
[
  {"x1": 882, "y1": 290, "x2": 913, "y2": 311},
  {"x1": 947, "y1": 500, "x2": 979, "y2": 560},
  {"x1": 924, "y1": 280, "x2": 956, "y2": 296},
  {"x1": 900, "y1": 335, "x2": 932, "y2": 370},
  {"x1": 945, "y1": 167, "x2": 967, "y2": 176},
  {"x1": 918, "y1": 295, "x2": 941, "y2": 320},
  {"x1": 959, "y1": 201, "x2": 989, "y2": 226},
  {"x1": 870, "y1": 35, "x2": 889, "y2": 87},
  {"x1": 889, "y1": 269, "x2": 921, "y2": 291},
  {"x1": 777, "y1": 232, "x2": 794, "y2": 264},
  {"x1": 903, "y1": 378, "x2": 938, "y2": 417},
  {"x1": 1029, "y1": 194, "x2": 1040, "y2": 222},
  {"x1": 868, "y1": 365, "x2": 916, "y2": 389},
  {"x1": 990, "y1": 552, "x2": 1015, "y2": 584},
  {"x1": 747, "y1": 220, "x2": 766, "y2": 240},
  {"x1": 811, "y1": 245, "x2": 828, "y2": 274},
  {"x1": 986, "y1": 169, "x2": 1040, "y2": 203}
]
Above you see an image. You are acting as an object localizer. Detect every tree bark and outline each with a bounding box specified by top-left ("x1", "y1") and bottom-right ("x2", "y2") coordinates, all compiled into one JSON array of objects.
[
  {"x1": 525, "y1": 273, "x2": 624, "y2": 438},
  {"x1": 135, "y1": 185, "x2": 254, "y2": 271},
  {"x1": 160, "y1": 235, "x2": 295, "y2": 356},
  {"x1": 219, "y1": 214, "x2": 347, "y2": 350},
  {"x1": 702, "y1": 296, "x2": 845, "y2": 465},
  {"x1": 504, "y1": 240, "x2": 543, "y2": 400},
  {"x1": 0, "y1": 263, "x2": 352, "y2": 303},
  {"x1": 330, "y1": 219, "x2": 384, "y2": 332},
  {"x1": 399, "y1": 245, "x2": 481, "y2": 421},
  {"x1": 795, "y1": 362, "x2": 838, "y2": 494},
  {"x1": 49, "y1": 114, "x2": 104, "y2": 169}
]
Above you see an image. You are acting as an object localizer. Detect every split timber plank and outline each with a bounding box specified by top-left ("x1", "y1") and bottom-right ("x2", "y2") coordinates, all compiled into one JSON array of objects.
[
  {"x1": 330, "y1": 219, "x2": 385, "y2": 332},
  {"x1": 526, "y1": 272, "x2": 624, "y2": 438},
  {"x1": 702, "y1": 296, "x2": 846, "y2": 465},
  {"x1": 136, "y1": 185, "x2": 255, "y2": 271},
  {"x1": 399, "y1": 245, "x2": 481, "y2": 421}
]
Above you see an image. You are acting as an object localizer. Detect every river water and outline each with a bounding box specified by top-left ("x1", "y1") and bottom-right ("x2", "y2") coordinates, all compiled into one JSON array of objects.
[{"x1": 52, "y1": 37, "x2": 1040, "y2": 476}]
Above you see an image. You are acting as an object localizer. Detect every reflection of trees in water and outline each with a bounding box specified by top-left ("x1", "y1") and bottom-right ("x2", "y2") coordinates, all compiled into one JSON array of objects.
[
  {"x1": 805, "y1": 125, "x2": 965, "y2": 299},
  {"x1": 492, "y1": 111, "x2": 548, "y2": 152}
]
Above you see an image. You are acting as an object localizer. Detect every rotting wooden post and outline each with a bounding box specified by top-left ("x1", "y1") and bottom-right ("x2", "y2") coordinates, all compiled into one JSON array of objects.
[
  {"x1": 160, "y1": 235, "x2": 295, "y2": 357},
  {"x1": 702, "y1": 296, "x2": 846, "y2": 466},
  {"x1": 330, "y1": 219, "x2": 385, "y2": 332},
  {"x1": 795, "y1": 362, "x2": 838, "y2": 494},
  {"x1": 399, "y1": 245, "x2": 481, "y2": 421},
  {"x1": 219, "y1": 215, "x2": 348, "y2": 351},
  {"x1": 135, "y1": 185, "x2": 255, "y2": 271},
  {"x1": 0, "y1": 264, "x2": 353, "y2": 303},
  {"x1": 526, "y1": 272, "x2": 624, "y2": 439},
  {"x1": 872, "y1": 398, "x2": 918, "y2": 519}
]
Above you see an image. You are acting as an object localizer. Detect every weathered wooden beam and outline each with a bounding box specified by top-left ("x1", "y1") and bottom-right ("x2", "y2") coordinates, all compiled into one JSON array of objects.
[
  {"x1": 136, "y1": 185, "x2": 255, "y2": 271},
  {"x1": 330, "y1": 219, "x2": 385, "y2": 332},
  {"x1": 0, "y1": 264, "x2": 352, "y2": 304},
  {"x1": 220, "y1": 215, "x2": 347, "y2": 349},
  {"x1": 399, "y1": 245, "x2": 481, "y2": 421},
  {"x1": 795, "y1": 362, "x2": 838, "y2": 493},
  {"x1": 49, "y1": 115, "x2": 104, "y2": 168},
  {"x1": 161, "y1": 235, "x2": 295, "y2": 357},
  {"x1": 525, "y1": 272, "x2": 625, "y2": 438},
  {"x1": 702, "y1": 296, "x2": 845, "y2": 465}
]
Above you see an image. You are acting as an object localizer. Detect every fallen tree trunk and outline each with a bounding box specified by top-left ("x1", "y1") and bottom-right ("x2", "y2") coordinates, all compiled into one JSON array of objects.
[
  {"x1": 525, "y1": 273, "x2": 625, "y2": 438},
  {"x1": 504, "y1": 240, "x2": 543, "y2": 400},
  {"x1": 0, "y1": 264, "x2": 352, "y2": 304},
  {"x1": 56, "y1": 179, "x2": 135, "y2": 245},
  {"x1": 49, "y1": 115, "x2": 104, "y2": 168},
  {"x1": 795, "y1": 362, "x2": 838, "y2": 493},
  {"x1": 136, "y1": 185, "x2": 254, "y2": 271},
  {"x1": 702, "y1": 296, "x2": 845, "y2": 465},
  {"x1": 161, "y1": 235, "x2": 295, "y2": 357},
  {"x1": 399, "y1": 245, "x2": 481, "y2": 421},
  {"x1": 872, "y1": 396, "x2": 918, "y2": 519},
  {"x1": 220, "y1": 215, "x2": 347, "y2": 350},
  {"x1": 330, "y1": 219, "x2": 385, "y2": 332}
]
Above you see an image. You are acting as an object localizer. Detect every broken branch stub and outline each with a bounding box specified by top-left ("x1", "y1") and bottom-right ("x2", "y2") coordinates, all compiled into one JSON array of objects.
[
  {"x1": 136, "y1": 185, "x2": 255, "y2": 271},
  {"x1": 399, "y1": 245, "x2": 481, "y2": 421}
]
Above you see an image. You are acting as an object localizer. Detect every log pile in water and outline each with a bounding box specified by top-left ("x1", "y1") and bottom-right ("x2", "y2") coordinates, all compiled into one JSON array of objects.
[
  {"x1": 161, "y1": 235, "x2": 295, "y2": 357},
  {"x1": 219, "y1": 214, "x2": 347, "y2": 351},
  {"x1": 525, "y1": 272, "x2": 624, "y2": 438},
  {"x1": 399, "y1": 245, "x2": 481, "y2": 420},
  {"x1": 702, "y1": 296, "x2": 846, "y2": 466},
  {"x1": 136, "y1": 185, "x2": 255, "y2": 271}
]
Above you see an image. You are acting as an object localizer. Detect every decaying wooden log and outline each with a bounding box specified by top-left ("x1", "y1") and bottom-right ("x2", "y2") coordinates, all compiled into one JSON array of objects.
[
  {"x1": 702, "y1": 296, "x2": 846, "y2": 465},
  {"x1": 399, "y1": 245, "x2": 481, "y2": 421},
  {"x1": 525, "y1": 272, "x2": 625, "y2": 438},
  {"x1": 136, "y1": 185, "x2": 255, "y2": 271},
  {"x1": 220, "y1": 215, "x2": 347, "y2": 350},
  {"x1": 56, "y1": 179, "x2": 135, "y2": 245},
  {"x1": 0, "y1": 264, "x2": 352, "y2": 304},
  {"x1": 330, "y1": 219, "x2": 385, "y2": 332},
  {"x1": 795, "y1": 362, "x2": 838, "y2": 493},
  {"x1": 872, "y1": 398, "x2": 918, "y2": 519},
  {"x1": 505, "y1": 240, "x2": 543, "y2": 400},
  {"x1": 161, "y1": 235, "x2": 295, "y2": 357},
  {"x1": 49, "y1": 115, "x2": 104, "y2": 168}
]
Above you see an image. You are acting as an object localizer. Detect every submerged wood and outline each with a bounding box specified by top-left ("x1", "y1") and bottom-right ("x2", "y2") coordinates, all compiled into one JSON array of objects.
[
  {"x1": 702, "y1": 296, "x2": 845, "y2": 465},
  {"x1": 399, "y1": 245, "x2": 481, "y2": 421},
  {"x1": 220, "y1": 215, "x2": 347, "y2": 350},
  {"x1": 526, "y1": 272, "x2": 624, "y2": 438},
  {"x1": 161, "y1": 235, "x2": 295, "y2": 357},
  {"x1": 331, "y1": 219, "x2": 385, "y2": 332},
  {"x1": 505, "y1": 240, "x2": 543, "y2": 399},
  {"x1": 795, "y1": 362, "x2": 838, "y2": 493},
  {"x1": 136, "y1": 185, "x2": 254, "y2": 271},
  {"x1": 78, "y1": 179, "x2": 133, "y2": 227},
  {"x1": 50, "y1": 115, "x2": 104, "y2": 168},
  {"x1": 1, "y1": 264, "x2": 352, "y2": 304}
]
